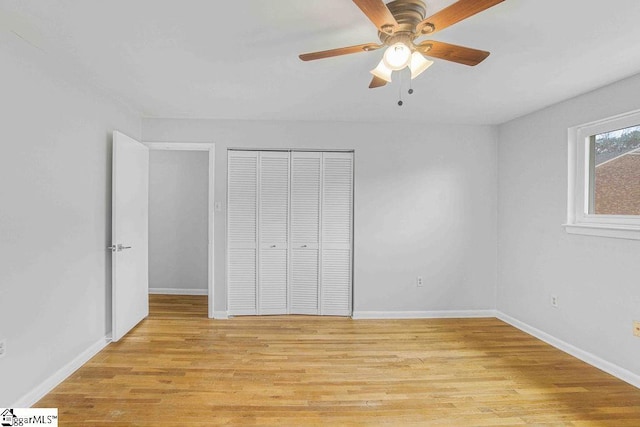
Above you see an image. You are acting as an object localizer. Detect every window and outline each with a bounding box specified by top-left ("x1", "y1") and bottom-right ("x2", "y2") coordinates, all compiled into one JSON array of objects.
[
  {"x1": 590, "y1": 125, "x2": 640, "y2": 215},
  {"x1": 566, "y1": 109, "x2": 640, "y2": 239}
]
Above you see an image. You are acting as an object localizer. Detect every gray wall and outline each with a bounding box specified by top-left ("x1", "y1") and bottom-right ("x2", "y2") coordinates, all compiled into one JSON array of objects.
[
  {"x1": 497, "y1": 72, "x2": 640, "y2": 377},
  {"x1": 149, "y1": 150, "x2": 209, "y2": 293},
  {"x1": 142, "y1": 119, "x2": 499, "y2": 315},
  {"x1": 0, "y1": 33, "x2": 140, "y2": 405}
]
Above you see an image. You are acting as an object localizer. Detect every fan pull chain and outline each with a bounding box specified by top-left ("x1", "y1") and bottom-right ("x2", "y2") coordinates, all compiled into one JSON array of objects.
[
  {"x1": 397, "y1": 69, "x2": 415, "y2": 106},
  {"x1": 397, "y1": 70, "x2": 404, "y2": 106}
]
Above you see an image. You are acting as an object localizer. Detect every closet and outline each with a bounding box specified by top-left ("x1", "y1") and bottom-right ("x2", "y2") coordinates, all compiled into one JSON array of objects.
[{"x1": 227, "y1": 150, "x2": 353, "y2": 316}]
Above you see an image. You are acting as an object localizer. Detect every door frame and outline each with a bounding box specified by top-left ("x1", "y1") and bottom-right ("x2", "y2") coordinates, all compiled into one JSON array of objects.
[{"x1": 146, "y1": 142, "x2": 216, "y2": 318}]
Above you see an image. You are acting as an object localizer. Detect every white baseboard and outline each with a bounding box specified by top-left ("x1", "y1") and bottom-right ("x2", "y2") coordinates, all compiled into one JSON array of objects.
[
  {"x1": 352, "y1": 310, "x2": 497, "y2": 320},
  {"x1": 213, "y1": 311, "x2": 229, "y2": 319},
  {"x1": 149, "y1": 288, "x2": 207, "y2": 296},
  {"x1": 497, "y1": 312, "x2": 640, "y2": 389},
  {"x1": 12, "y1": 336, "x2": 110, "y2": 408}
]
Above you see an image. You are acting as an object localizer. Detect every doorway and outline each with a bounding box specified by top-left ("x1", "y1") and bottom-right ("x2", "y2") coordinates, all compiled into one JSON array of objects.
[{"x1": 146, "y1": 142, "x2": 215, "y2": 318}]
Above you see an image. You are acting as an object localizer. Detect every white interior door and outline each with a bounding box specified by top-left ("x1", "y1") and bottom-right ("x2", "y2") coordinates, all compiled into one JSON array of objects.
[
  {"x1": 321, "y1": 152, "x2": 353, "y2": 316},
  {"x1": 290, "y1": 152, "x2": 321, "y2": 314},
  {"x1": 111, "y1": 131, "x2": 149, "y2": 341},
  {"x1": 226, "y1": 150, "x2": 353, "y2": 317},
  {"x1": 258, "y1": 151, "x2": 290, "y2": 314},
  {"x1": 227, "y1": 151, "x2": 258, "y2": 315}
]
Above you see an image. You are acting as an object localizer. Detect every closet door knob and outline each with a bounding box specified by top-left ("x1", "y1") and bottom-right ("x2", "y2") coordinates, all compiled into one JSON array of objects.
[{"x1": 108, "y1": 244, "x2": 132, "y2": 252}]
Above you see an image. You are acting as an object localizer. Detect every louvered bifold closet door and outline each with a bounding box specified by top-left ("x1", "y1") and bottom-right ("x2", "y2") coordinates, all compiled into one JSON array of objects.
[
  {"x1": 227, "y1": 151, "x2": 258, "y2": 315},
  {"x1": 258, "y1": 151, "x2": 290, "y2": 314},
  {"x1": 321, "y1": 152, "x2": 353, "y2": 316},
  {"x1": 289, "y1": 152, "x2": 321, "y2": 315}
]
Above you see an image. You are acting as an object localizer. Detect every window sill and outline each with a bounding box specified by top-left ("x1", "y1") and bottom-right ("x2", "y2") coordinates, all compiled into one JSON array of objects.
[{"x1": 564, "y1": 223, "x2": 640, "y2": 240}]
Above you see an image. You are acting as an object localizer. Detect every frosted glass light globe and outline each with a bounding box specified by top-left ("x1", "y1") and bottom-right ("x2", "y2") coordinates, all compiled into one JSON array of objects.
[
  {"x1": 383, "y1": 43, "x2": 411, "y2": 71},
  {"x1": 370, "y1": 60, "x2": 393, "y2": 82},
  {"x1": 409, "y1": 52, "x2": 434, "y2": 79}
]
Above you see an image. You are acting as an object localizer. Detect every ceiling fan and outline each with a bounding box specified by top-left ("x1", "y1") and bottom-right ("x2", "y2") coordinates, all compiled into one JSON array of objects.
[{"x1": 299, "y1": 0, "x2": 505, "y2": 89}]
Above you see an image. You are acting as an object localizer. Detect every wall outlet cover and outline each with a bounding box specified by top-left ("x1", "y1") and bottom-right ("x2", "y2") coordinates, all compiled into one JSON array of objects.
[{"x1": 634, "y1": 321, "x2": 640, "y2": 337}]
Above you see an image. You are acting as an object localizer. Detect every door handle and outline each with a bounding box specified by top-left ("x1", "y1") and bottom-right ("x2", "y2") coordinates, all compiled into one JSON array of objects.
[{"x1": 108, "y1": 244, "x2": 132, "y2": 252}]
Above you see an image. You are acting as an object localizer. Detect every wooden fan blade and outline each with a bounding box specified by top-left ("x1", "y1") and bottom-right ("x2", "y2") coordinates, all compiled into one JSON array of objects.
[
  {"x1": 369, "y1": 76, "x2": 387, "y2": 88},
  {"x1": 417, "y1": 40, "x2": 490, "y2": 66},
  {"x1": 299, "y1": 43, "x2": 382, "y2": 61},
  {"x1": 352, "y1": 0, "x2": 399, "y2": 34},
  {"x1": 416, "y1": 0, "x2": 504, "y2": 35}
]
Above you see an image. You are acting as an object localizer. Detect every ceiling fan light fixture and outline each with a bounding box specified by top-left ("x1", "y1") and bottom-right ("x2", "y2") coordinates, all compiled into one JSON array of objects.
[
  {"x1": 299, "y1": 0, "x2": 504, "y2": 90},
  {"x1": 382, "y1": 42, "x2": 411, "y2": 71},
  {"x1": 409, "y1": 52, "x2": 434, "y2": 79},
  {"x1": 370, "y1": 59, "x2": 393, "y2": 82}
]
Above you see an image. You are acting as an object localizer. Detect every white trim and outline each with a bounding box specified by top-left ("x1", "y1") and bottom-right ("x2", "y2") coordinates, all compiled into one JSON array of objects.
[
  {"x1": 213, "y1": 311, "x2": 229, "y2": 319},
  {"x1": 145, "y1": 141, "x2": 216, "y2": 318},
  {"x1": 564, "y1": 223, "x2": 640, "y2": 240},
  {"x1": 11, "y1": 336, "x2": 110, "y2": 408},
  {"x1": 146, "y1": 142, "x2": 213, "y2": 151},
  {"x1": 207, "y1": 147, "x2": 215, "y2": 319},
  {"x1": 149, "y1": 288, "x2": 208, "y2": 296},
  {"x1": 351, "y1": 310, "x2": 497, "y2": 320},
  {"x1": 497, "y1": 312, "x2": 640, "y2": 390}
]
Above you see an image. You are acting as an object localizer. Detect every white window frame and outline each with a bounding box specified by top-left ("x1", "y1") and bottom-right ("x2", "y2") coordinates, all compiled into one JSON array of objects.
[{"x1": 565, "y1": 109, "x2": 640, "y2": 240}]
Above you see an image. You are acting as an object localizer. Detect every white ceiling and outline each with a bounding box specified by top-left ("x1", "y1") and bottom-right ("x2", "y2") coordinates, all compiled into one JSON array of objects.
[{"x1": 2, "y1": 0, "x2": 640, "y2": 125}]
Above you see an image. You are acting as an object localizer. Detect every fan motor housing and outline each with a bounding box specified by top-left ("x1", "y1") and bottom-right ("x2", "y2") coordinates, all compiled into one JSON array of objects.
[{"x1": 378, "y1": 0, "x2": 427, "y2": 45}]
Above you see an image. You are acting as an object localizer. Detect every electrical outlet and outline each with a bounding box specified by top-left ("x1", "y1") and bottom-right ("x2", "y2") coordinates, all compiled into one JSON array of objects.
[
  {"x1": 550, "y1": 295, "x2": 559, "y2": 308},
  {"x1": 634, "y1": 321, "x2": 640, "y2": 337},
  {"x1": 0, "y1": 339, "x2": 6, "y2": 358},
  {"x1": 416, "y1": 276, "x2": 423, "y2": 287}
]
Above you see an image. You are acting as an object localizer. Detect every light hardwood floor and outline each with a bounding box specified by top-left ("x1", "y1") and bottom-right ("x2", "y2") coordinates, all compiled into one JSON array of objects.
[{"x1": 36, "y1": 295, "x2": 640, "y2": 425}]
